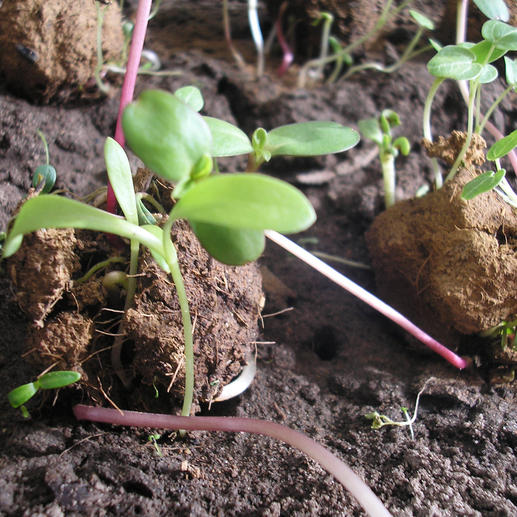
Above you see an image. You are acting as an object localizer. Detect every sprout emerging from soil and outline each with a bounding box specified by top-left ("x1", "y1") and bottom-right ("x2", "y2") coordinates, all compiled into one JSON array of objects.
[{"x1": 74, "y1": 404, "x2": 393, "y2": 517}]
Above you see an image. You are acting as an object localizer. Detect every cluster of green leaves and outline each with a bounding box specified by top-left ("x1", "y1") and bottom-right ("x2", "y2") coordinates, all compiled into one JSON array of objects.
[
  {"x1": 2, "y1": 85, "x2": 358, "y2": 417},
  {"x1": 8, "y1": 371, "x2": 81, "y2": 418},
  {"x1": 425, "y1": 18, "x2": 517, "y2": 196},
  {"x1": 359, "y1": 110, "x2": 410, "y2": 207}
]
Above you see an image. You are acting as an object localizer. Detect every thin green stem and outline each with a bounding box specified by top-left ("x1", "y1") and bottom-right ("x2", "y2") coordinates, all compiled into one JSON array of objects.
[
  {"x1": 162, "y1": 217, "x2": 194, "y2": 418},
  {"x1": 298, "y1": 0, "x2": 414, "y2": 86},
  {"x1": 74, "y1": 256, "x2": 126, "y2": 285},
  {"x1": 36, "y1": 130, "x2": 50, "y2": 166},
  {"x1": 446, "y1": 81, "x2": 478, "y2": 182},
  {"x1": 381, "y1": 152, "x2": 396, "y2": 207},
  {"x1": 476, "y1": 84, "x2": 514, "y2": 135},
  {"x1": 111, "y1": 239, "x2": 140, "y2": 388},
  {"x1": 422, "y1": 77, "x2": 445, "y2": 188}
]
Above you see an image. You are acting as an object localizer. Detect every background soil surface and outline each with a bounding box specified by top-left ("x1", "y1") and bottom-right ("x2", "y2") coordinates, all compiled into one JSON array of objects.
[{"x1": 1, "y1": 1, "x2": 516, "y2": 515}]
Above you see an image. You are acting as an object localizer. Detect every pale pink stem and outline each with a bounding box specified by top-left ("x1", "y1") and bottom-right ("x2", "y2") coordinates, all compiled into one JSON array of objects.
[
  {"x1": 74, "y1": 404, "x2": 392, "y2": 517},
  {"x1": 276, "y1": 2, "x2": 293, "y2": 77},
  {"x1": 107, "y1": 0, "x2": 153, "y2": 214},
  {"x1": 265, "y1": 231, "x2": 470, "y2": 370}
]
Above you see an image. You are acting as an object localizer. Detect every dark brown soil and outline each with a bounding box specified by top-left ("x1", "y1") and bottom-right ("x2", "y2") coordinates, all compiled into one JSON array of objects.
[{"x1": 1, "y1": 1, "x2": 516, "y2": 515}]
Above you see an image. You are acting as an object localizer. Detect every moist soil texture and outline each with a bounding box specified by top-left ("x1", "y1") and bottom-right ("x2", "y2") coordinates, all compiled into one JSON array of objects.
[{"x1": 1, "y1": 1, "x2": 517, "y2": 515}]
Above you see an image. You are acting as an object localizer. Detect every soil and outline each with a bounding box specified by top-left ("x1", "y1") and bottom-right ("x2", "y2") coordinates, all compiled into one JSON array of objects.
[{"x1": 1, "y1": 1, "x2": 517, "y2": 516}]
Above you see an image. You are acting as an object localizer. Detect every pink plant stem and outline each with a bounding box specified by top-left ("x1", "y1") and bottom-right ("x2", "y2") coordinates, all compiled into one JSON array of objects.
[
  {"x1": 107, "y1": 0, "x2": 153, "y2": 214},
  {"x1": 265, "y1": 231, "x2": 470, "y2": 370},
  {"x1": 276, "y1": 2, "x2": 293, "y2": 77},
  {"x1": 74, "y1": 404, "x2": 392, "y2": 517}
]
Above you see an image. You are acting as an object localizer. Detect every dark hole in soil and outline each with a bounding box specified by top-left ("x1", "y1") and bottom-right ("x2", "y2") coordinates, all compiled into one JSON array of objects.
[
  {"x1": 122, "y1": 480, "x2": 153, "y2": 499},
  {"x1": 310, "y1": 325, "x2": 340, "y2": 361},
  {"x1": 496, "y1": 225, "x2": 510, "y2": 246}
]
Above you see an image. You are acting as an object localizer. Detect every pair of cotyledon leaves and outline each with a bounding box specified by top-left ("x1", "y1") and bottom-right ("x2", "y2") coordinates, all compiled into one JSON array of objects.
[{"x1": 3, "y1": 87, "x2": 358, "y2": 266}]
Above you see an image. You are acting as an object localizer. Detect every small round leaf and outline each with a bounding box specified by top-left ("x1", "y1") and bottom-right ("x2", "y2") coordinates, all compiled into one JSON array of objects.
[{"x1": 8, "y1": 382, "x2": 38, "y2": 408}]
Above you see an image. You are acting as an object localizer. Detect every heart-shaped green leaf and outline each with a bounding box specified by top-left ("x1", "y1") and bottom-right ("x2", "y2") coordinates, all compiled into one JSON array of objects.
[
  {"x1": 203, "y1": 116, "x2": 253, "y2": 157},
  {"x1": 170, "y1": 173, "x2": 316, "y2": 234},
  {"x1": 482, "y1": 20, "x2": 517, "y2": 51},
  {"x1": 427, "y1": 46, "x2": 481, "y2": 79},
  {"x1": 174, "y1": 86, "x2": 204, "y2": 112},
  {"x1": 122, "y1": 89, "x2": 212, "y2": 183},
  {"x1": 191, "y1": 222, "x2": 265, "y2": 265},
  {"x1": 474, "y1": 0, "x2": 509, "y2": 21},
  {"x1": 265, "y1": 121, "x2": 359, "y2": 157}
]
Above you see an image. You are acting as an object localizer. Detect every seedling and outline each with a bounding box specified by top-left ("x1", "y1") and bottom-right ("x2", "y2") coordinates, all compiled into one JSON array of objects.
[
  {"x1": 2, "y1": 86, "x2": 358, "y2": 419},
  {"x1": 359, "y1": 109, "x2": 411, "y2": 208},
  {"x1": 423, "y1": 18, "x2": 517, "y2": 188},
  {"x1": 479, "y1": 318, "x2": 517, "y2": 351},
  {"x1": 365, "y1": 382, "x2": 428, "y2": 440},
  {"x1": 340, "y1": 10, "x2": 434, "y2": 81},
  {"x1": 32, "y1": 130, "x2": 56, "y2": 194},
  {"x1": 147, "y1": 433, "x2": 163, "y2": 456},
  {"x1": 8, "y1": 371, "x2": 81, "y2": 418}
]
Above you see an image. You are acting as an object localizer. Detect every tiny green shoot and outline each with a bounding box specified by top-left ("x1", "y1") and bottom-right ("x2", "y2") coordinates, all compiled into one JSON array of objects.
[
  {"x1": 8, "y1": 371, "x2": 81, "y2": 418},
  {"x1": 148, "y1": 433, "x2": 163, "y2": 456},
  {"x1": 365, "y1": 382, "x2": 428, "y2": 440},
  {"x1": 359, "y1": 110, "x2": 410, "y2": 207},
  {"x1": 33, "y1": 130, "x2": 57, "y2": 194}
]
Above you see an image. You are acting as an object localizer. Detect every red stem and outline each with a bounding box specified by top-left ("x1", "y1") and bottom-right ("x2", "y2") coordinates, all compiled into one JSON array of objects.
[
  {"x1": 276, "y1": 2, "x2": 293, "y2": 77},
  {"x1": 74, "y1": 404, "x2": 392, "y2": 517},
  {"x1": 107, "y1": 0, "x2": 153, "y2": 214}
]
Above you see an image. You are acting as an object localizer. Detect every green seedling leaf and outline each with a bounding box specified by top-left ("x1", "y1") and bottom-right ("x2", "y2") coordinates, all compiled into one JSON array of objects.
[
  {"x1": 8, "y1": 382, "x2": 38, "y2": 408},
  {"x1": 474, "y1": 0, "x2": 509, "y2": 21},
  {"x1": 141, "y1": 225, "x2": 171, "y2": 273},
  {"x1": 429, "y1": 38, "x2": 442, "y2": 52},
  {"x1": 358, "y1": 118, "x2": 383, "y2": 146},
  {"x1": 393, "y1": 136, "x2": 411, "y2": 156},
  {"x1": 265, "y1": 121, "x2": 359, "y2": 158},
  {"x1": 504, "y1": 56, "x2": 517, "y2": 86},
  {"x1": 487, "y1": 130, "x2": 517, "y2": 160},
  {"x1": 478, "y1": 63, "x2": 498, "y2": 83},
  {"x1": 252, "y1": 128, "x2": 272, "y2": 163},
  {"x1": 427, "y1": 45, "x2": 482, "y2": 79},
  {"x1": 122, "y1": 89, "x2": 212, "y2": 183},
  {"x1": 203, "y1": 116, "x2": 253, "y2": 157},
  {"x1": 381, "y1": 109, "x2": 401, "y2": 129},
  {"x1": 482, "y1": 20, "x2": 517, "y2": 51},
  {"x1": 2, "y1": 195, "x2": 163, "y2": 259},
  {"x1": 461, "y1": 169, "x2": 506, "y2": 200},
  {"x1": 104, "y1": 137, "x2": 138, "y2": 225},
  {"x1": 170, "y1": 173, "x2": 316, "y2": 234},
  {"x1": 32, "y1": 164, "x2": 57, "y2": 193},
  {"x1": 409, "y1": 9, "x2": 435, "y2": 31},
  {"x1": 174, "y1": 85, "x2": 204, "y2": 112},
  {"x1": 37, "y1": 371, "x2": 81, "y2": 390},
  {"x1": 136, "y1": 198, "x2": 157, "y2": 225},
  {"x1": 190, "y1": 222, "x2": 265, "y2": 265},
  {"x1": 469, "y1": 40, "x2": 507, "y2": 64}
]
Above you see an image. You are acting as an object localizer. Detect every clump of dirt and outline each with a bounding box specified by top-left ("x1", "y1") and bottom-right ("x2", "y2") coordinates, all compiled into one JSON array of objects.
[
  {"x1": 0, "y1": 0, "x2": 123, "y2": 102},
  {"x1": 7, "y1": 216, "x2": 263, "y2": 409},
  {"x1": 423, "y1": 130, "x2": 486, "y2": 167},
  {"x1": 366, "y1": 166, "x2": 517, "y2": 356}
]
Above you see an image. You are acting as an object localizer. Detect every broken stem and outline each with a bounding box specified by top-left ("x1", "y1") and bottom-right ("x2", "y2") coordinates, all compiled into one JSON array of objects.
[
  {"x1": 74, "y1": 404, "x2": 392, "y2": 517},
  {"x1": 265, "y1": 231, "x2": 469, "y2": 370}
]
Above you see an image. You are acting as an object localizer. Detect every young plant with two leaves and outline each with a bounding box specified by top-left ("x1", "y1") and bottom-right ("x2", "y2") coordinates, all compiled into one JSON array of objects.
[
  {"x1": 2, "y1": 85, "x2": 359, "y2": 419},
  {"x1": 423, "y1": 16, "x2": 517, "y2": 202}
]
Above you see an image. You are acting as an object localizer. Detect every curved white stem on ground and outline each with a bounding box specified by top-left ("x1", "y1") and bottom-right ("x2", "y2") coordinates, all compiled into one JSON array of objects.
[
  {"x1": 214, "y1": 351, "x2": 257, "y2": 402},
  {"x1": 74, "y1": 404, "x2": 392, "y2": 517},
  {"x1": 265, "y1": 231, "x2": 469, "y2": 370}
]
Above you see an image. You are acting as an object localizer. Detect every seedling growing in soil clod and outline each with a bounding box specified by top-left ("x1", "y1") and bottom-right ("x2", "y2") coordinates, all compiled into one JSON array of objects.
[
  {"x1": 8, "y1": 370, "x2": 81, "y2": 418},
  {"x1": 359, "y1": 109, "x2": 410, "y2": 208},
  {"x1": 2, "y1": 86, "x2": 358, "y2": 419}
]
